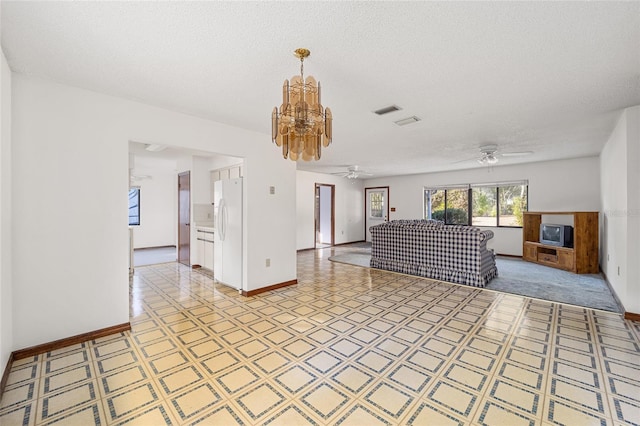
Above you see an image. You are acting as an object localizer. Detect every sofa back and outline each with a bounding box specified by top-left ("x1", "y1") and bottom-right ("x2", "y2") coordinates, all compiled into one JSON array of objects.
[{"x1": 370, "y1": 220, "x2": 494, "y2": 273}]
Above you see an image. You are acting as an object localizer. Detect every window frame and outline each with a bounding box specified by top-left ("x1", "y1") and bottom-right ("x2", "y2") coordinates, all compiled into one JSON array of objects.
[
  {"x1": 424, "y1": 180, "x2": 528, "y2": 228},
  {"x1": 128, "y1": 187, "x2": 141, "y2": 226}
]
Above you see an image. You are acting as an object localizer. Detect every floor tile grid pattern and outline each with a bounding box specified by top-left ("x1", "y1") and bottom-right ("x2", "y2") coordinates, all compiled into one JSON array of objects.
[{"x1": 0, "y1": 245, "x2": 638, "y2": 425}]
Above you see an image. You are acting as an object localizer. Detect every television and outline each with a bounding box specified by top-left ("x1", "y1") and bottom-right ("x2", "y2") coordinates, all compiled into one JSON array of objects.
[{"x1": 540, "y1": 223, "x2": 573, "y2": 248}]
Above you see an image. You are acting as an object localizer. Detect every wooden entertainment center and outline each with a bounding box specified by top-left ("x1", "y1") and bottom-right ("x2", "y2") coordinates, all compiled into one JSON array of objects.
[{"x1": 522, "y1": 211, "x2": 599, "y2": 274}]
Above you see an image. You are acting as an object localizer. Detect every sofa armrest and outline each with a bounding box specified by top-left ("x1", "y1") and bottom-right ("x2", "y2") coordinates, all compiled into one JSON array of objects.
[{"x1": 479, "y1": 230, "x2": 494, "y2": 241}]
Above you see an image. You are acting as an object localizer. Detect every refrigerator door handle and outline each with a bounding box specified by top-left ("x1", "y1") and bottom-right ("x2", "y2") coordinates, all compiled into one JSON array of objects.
[
  {"x1": 220, "y1": 199, "x2": 227, "y2": 241},
  {"x1": 217, "y1": 199, "x2": 224, "y2": 241}
]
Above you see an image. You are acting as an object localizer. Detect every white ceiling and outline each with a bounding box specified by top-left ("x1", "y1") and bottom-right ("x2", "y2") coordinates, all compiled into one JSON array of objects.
[{"x1": 2, "y1": 1, "x2": 639, "y2": 178}]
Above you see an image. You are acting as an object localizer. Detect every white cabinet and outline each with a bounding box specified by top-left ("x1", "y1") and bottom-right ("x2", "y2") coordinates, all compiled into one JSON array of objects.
[
  {"x1": 204, "y1": 239, "x2": 214, "y2": 270},
  {"x1": 211, "y1": 165, "x2": 244, "y2": 204},
  {"x1": 197, "y1": 234, "x2": 204, "y2": 267},
  {"x1": 196, "y1": 228, "x2": 215, "y2": 270},
  {"x1": 211, "y1": 165, "x2": 243, "y2": 184}
]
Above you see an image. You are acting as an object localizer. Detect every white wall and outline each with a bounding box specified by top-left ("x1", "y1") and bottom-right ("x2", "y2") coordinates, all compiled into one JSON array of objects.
[
  {"x1": 628, "y1": 107, "x2": 640, "y2": 315},
  {"x1": 0, "y1": 48, "x2": 13, "y2": 373},
  {"x1": 297, "y1": 171, "x2": 365, "y2": 250},
  {"x1": 600, "y1": 105, "x2": 640, "y2": 314},
  {"x1": 189, "y1": 155, "x2": 216, "y2": 264},
  {"x1": 11, "y1": 75, "x2": 296, "y2": 350},
  {"x1": 210, "y1": 155, "x2": 243, "y2": 170},
  {"x1": 364, "y1": 157, "x2": 601, "y2": 255},
  {"x1": 131, "y1": 171, "x2": 176, "y2": 249},
  {"x1": 192, "y1": 156, "x2": 213, "y2": 205}
]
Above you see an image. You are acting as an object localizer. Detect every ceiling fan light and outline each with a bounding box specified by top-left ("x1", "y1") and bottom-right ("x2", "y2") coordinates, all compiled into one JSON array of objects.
[{"x1": 487, "y1": 155, "x2": 498, "y2": 164}]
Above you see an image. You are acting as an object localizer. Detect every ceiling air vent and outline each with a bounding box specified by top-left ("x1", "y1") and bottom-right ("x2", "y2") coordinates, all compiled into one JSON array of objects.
[
  {"x1": 394, "y1": 116, "x2": 421, "y2": 126},
  {"x1": 374, "y1": 105, "x2": 402, "y2": 115}
]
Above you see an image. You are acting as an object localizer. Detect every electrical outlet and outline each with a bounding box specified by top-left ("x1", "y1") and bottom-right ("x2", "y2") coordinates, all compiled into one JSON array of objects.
[
  {"x1": 607, "y1": 254, "x2": 610, "y2": 261},
  {"x1": 269, "y1": 186, "x2": 275, "y2": 195},
  {"x1": 266, "y1": 258, "x2": 271, "y2": 267},
  {"x1": 618, "y1": 266, "x2": 620, "y2": 276}
]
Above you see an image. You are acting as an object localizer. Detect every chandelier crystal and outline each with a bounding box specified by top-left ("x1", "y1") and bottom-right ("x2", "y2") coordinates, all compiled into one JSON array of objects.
[{"x1": 272, "y1": 48, "x2": 332, "y2": 161}]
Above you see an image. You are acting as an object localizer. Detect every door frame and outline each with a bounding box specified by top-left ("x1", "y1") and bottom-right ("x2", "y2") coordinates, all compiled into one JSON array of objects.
[
  {"x1": 314, "y1": 183, "x2": 335, "y2": 247},
  {"x1": 364, "y1": 186, "x2": 390, "y2": 240},
  {"x1": 178, "y1": 171, "x2": 191, "y2": 266}
]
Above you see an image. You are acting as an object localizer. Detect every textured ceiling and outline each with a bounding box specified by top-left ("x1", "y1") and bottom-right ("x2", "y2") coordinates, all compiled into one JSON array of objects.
[{"x1": 2, "y1": 1, "x2": 639, "y2": 178}]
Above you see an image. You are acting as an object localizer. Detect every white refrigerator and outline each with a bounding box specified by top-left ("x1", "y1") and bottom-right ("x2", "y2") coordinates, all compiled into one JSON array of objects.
[{"x1": 214, "y1": 178, "x2": 243, "y2": 290}]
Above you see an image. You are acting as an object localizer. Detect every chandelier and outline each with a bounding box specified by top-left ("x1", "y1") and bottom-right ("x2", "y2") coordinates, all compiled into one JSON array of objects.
[{"x1": 272, "y1": 48, "x2": 332, "y2": 161}]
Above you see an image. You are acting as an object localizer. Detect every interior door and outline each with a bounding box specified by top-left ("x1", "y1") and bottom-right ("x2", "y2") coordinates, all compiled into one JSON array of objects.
[
  {"x1": 314, "y1": 184, "x2": 335, "y2": 248},
  {"x1": 365, "y1": 187, "x2": 389, "y2": 242},
  {"x1": 178, "y1": 171, "x2": 191, "y2": 266}
]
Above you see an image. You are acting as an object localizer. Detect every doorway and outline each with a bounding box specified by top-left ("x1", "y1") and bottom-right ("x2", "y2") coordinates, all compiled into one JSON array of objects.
[
  {"x1": 178, "y1": 171, "x2": 191, "y2": 266},
  {"x1": 365, "y1": 186, "x2": 389, "y2": 242},
  {"x1": 315, "y1": 183, "x2": 335, "y2": 248}
]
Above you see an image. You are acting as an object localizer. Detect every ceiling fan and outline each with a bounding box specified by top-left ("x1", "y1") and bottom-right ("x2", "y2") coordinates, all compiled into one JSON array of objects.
[
  {"x1": 459, "y1": 144, "x2": 533, "y2": 165},
  {"x1": 331, "y1": 165, "x2": 373, "y2": 179}
]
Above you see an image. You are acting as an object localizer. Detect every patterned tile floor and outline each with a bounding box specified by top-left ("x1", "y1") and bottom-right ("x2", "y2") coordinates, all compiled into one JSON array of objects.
[{"x1": 2, "y1": 245, "x2": 640, "y2": 425}]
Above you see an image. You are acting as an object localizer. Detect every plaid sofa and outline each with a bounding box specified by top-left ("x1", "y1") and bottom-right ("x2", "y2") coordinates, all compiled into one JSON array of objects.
[{"x1": 370, "y1": 220, "x2": 498, "y2": 287}]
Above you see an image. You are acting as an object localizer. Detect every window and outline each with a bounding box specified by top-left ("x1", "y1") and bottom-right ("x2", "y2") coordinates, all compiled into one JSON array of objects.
[
  {"x1": 498, "y1": 184, "x2": 527, "y2": 226},
  {"x1": 129, "y1": 187, "x2": 140, "y2": 226},
  {"x1": 425, "y1": 181, "x2": 527, "y2": 227},
  {"x1": 427, "y1": 187, "x2": 469, "y2": 224},
  {"x1": 369, "y1": 191, "x2": 384, "y2": 218},
  {"x1": 472, "y1": 186, "x2": 497, "y2": 226}
]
